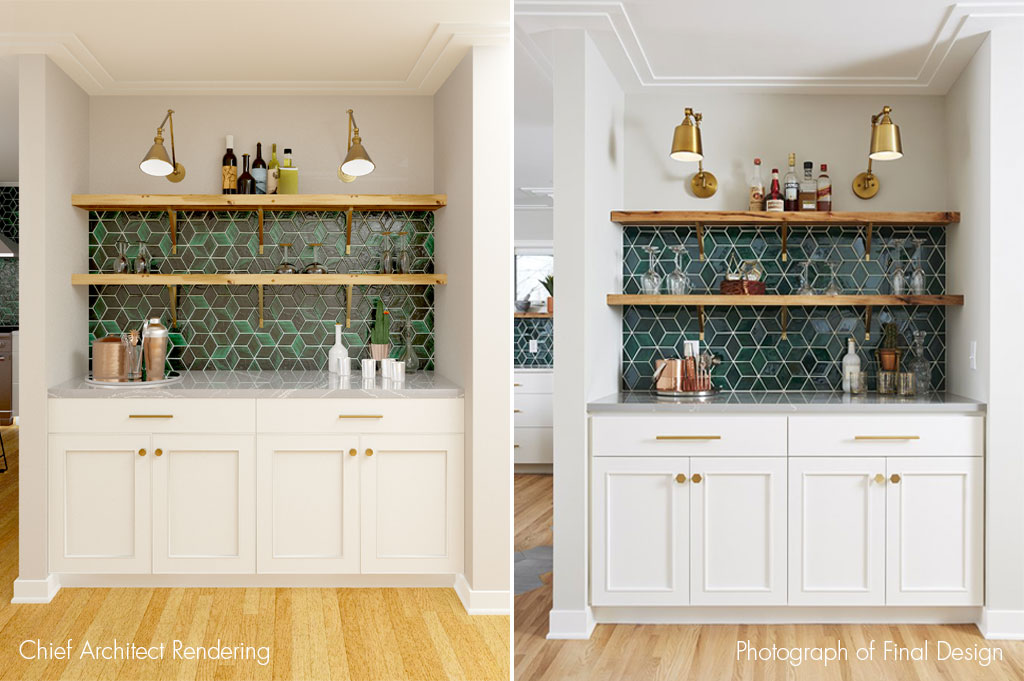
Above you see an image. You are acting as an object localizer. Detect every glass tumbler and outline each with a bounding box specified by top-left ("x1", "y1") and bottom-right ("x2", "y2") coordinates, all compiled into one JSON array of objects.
[
  {"x1": 850, "y1": 371, "x2": 868, "y2": 395},
  {"x1": 877, "y1": 371, "x2": 898, "y2": 395},
  {"x1": 898, "y1": 372, "x2": 917, "y2": 397}
]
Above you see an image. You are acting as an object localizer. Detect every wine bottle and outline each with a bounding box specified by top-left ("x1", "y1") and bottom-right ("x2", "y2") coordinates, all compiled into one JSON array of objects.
[
  {"x1": 266, "y1": 143, "x2": 279, "y2": 195},
  {"x1": 221, "y1": 135, "x2": 238, "y2": 195},
  {"x1": 237, "y1": 153, "x2": 256, "y2": 194},
  {"x1": 279, "y1": 147, "x2": 299, "y2": 194},
  {"x1": 252, "y1": 142, "x2": 267, "y2": 194}
]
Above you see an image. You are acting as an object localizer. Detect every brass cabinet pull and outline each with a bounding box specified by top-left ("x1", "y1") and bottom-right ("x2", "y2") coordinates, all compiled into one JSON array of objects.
[
  {"x1": 366, "y1": 448, "x2": 374, "y2": 457},
  {"x1": 514, "y1": 444, "x2": 520, "y2": 448},
  {"x1": 349, "y1": 448, "x2": 357, "y2": 456},
  {"x1": 873, "y1": 473, "x2": 885, "y2": 484},
  {"x1": 514, "y1": 383, "x2": 522, "y2": 387},
  {"x1": 691, "y1": 473, "x2": 703, "y2": 484},
  {"x1": 514, "y1": 409, "x2": 522, "y2": 413},
  {"x1": 890, "y1": 473, "x2": 901, "y2": 484},
  {"x1": 854, "y1": 435, "x2": 920, "y2": 440},
  {"x1": 656, "y1": 435, "x2": 721, "y2": 441},
  {"x1": 138, "y1": 448, "x2": 146, "y2": 457},
  {"x1": 675, "y1": 473, "x2": 687, "y2": 484},
  {"x1": 154, "y1": 448, "x2": 163, "y2": 457},
  {"x1": 338, "y1": 415, "x2": 384, "y2": 419},
  {"x1": 129, "y1": 414, "x2": 174, "y2": 419}
]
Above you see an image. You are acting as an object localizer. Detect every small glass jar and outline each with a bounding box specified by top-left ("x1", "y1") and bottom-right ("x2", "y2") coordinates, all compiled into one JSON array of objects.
[
  {"x1": 850, "y1": 371, "x2": 868, "y2": 395},
  {"x1": 877, "y1": 371, "x2": 898, "y2": 395},
  {"x1": 898, "y1": 372, "x2": 917, "y2": 397}
]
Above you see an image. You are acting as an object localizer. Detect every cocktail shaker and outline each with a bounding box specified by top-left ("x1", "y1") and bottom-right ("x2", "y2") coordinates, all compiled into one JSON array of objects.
[{"x1": 142, "y1": 317, "x2": 169, "y2": 381}]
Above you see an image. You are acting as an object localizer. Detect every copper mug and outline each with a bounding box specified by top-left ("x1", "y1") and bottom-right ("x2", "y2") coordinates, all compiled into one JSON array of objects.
[{"x1": 653, "y1": 358, "x2": 684, "y2": 392}]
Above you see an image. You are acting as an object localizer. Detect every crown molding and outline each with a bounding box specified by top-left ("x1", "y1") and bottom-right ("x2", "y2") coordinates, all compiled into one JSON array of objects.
[
  {"x1": 514, "y1": 1, "x2": 1024, "y2": 93},
  {"x1": 0, "y1": 23, "x2": 508, "y2": 95}
]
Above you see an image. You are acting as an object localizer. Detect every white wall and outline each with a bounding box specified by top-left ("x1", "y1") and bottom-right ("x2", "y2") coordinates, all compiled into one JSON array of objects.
[
  {"x1": 0, "y1": 57, "x2": 17, "y2": 182},
  {"x1": 549, "y1": 30, "x2": 623, "y2": 639},
  {"x1": 89, "y1": 95, "x2": 433, "y2": 195},
  {"x1": 16, "y1": 55, "x2": 90, "y2": 599},
  {"x1": 514, "y1": 207, "x2": 553, "y2": 241},
  {"x1": 625, "y1": 92, "x2": 949, "y2": 211},
  {"x1": 433, "y1": 45, "x2": 512, "y2": 612}
]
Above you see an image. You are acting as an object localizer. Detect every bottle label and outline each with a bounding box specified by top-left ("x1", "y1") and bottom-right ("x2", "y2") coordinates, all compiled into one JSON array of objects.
[
  {"x1": 748, "y1": 187, "x2": 764, "y2": 211},
  {"x1": 766, "y1": 198, "x2": 784, "y2": 212},
  {"x1": 784, "y1": 182, "x2": 798, "y2": 201},
  {"x1": 817, "y1": 186, "x2": 831, "y2": 201},
  {"x1": 252, "y1": 168, "x2": 268, "y2": 194},
  {"x1": 266, "y1": 168, "x2": 279, "y2": 194},
  {"x1": 222, "y1": 166, "x2": 237, "y2": 190}
]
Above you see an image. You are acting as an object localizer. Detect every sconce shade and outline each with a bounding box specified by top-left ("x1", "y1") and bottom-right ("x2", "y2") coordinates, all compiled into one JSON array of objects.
[
  {"x1": 670, "y1": 117, "x2": 703, "y2": 162},
  {"x1": 869, "y1": 110, "x2": 903, "y2": 161},
  {"x1": 341, "y1": 138, "x2": 375, "y2": 177},
  {"x1": 140, "y1": 134, "x2": 174, "y2": 176}
]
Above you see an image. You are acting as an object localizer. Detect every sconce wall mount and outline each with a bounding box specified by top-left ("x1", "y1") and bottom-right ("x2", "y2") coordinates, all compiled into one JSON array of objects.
[
  {"x1": 853, "y1": 105, "x2": 903, "y2": 200},
  {"x1": 139, "y1": 109, "x2": 185, "y2": 183},
  {"x1": 670, "y1": 107, "x2": 717, "y2": 199},
  {"x1": 338, "y1": 108, "x2": 375, "y2": 183}
]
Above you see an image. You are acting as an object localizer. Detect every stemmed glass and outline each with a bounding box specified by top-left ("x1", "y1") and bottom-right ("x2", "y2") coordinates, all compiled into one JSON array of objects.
[
  {"x1": 275, "y1": 243, "x2": 298, "y2": 274},
  {"x1": 797, "y1": 261, "x2": 816, "y2": 295},
  {"x1": 910, "y1": 238, "x2": 926, "y2": 295},
  {"x1": 889, "y1": 238, "x2": 907, "y2": 295},
  {"x1": 303, "y1": 243, "x2": 327, "y2": 274},
  {"x1": 823, "y1": 261, "x2": 841, "y2": 296},
  {"x1": 640, "y1": 245, "x2": 663, "y2": 295},
  {"x1": 379, "y1": 232, "x2": 395, "y2": 274},
  {"x1": 397, "y1": 232, "x2": 414, "y2": 274},
  {"x1": 666, "y1": 243, "x2": 693, "y2": 295},
  {"x1": 114, "y1": 240, "x2": 131, "y2": 274}
]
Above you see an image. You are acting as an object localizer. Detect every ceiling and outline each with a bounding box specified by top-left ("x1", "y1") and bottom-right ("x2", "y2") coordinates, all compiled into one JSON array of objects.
[{"x1": 0, "y1": 1, "x2": 509, "y2": 95}]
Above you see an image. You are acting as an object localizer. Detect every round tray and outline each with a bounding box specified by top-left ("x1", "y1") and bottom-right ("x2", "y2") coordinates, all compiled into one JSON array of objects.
[
  {"x1": 654, "y1": 387, "x2": 720, "y2": 398},
  {"x1": 85, "y1": 371, "x2": 183, "y2": 388}
]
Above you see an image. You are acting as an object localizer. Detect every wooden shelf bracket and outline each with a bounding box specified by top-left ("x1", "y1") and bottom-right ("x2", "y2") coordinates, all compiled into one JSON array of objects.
[
  {"x1": 345, "y1": 284, "x2": 353, "y2": 328},
  {"x1": 258, "y1": 284, "x2": 265, "y2": 329},
  {"x1": 864, "y1": 305, "x2": 872, "y2": 341},
  {"x1": 168, "y1": 285, "x2": 177, "y2": 328},
  {"x1": 698, "y1": 304, "x2": 705, "y2": 341},
  {"x1": 865, "y1": 223, "x2": 873, "y2": 262},
  {"x1": 696, "y1": 223, "x2": 705, "y2": 261},
  {"x1": 781, "y1": 221, "x2": 789, "y2": 262},
  {"x1": 168, "y1": 210, "x2": 177, "y2": 255},
  {"x1": 345, "y1": 208, "x2": 354, "y2": 255},
  {"x1": 780, "y1": 307, "x2": 788, "y2": 340},
  {"x1": 258, "y1": 208, "x2": 265, "y2": 255}
]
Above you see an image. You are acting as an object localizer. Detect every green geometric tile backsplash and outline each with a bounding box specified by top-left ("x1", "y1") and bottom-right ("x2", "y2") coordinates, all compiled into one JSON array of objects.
[
  {"x1": 89, "y1": 210, "x2": 435, "y2": 371},
  {"x1": 622, "y1": 225, "x2": 947, "y2": 392},
  {"x1": 0, "y1": 186, "x2": 18, "y2": 327},
  {"x1": 514, "y1": 318, "x2": 553, "y2": 368}
]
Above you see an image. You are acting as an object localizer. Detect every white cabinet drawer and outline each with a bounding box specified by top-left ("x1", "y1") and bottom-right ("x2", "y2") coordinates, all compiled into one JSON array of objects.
[
  {"x1": 514, "y1": 371, "x2": 553, "y2": 394},
  {"x1": 591, "y1": 416, "x2": 786, "y2": 457},
  {"x1": 514, "y1": 427, "x2": 553, "y2": 464},
  {"x1": 514, "y1": 393, "x2": 552, "y2": 427},
  {"x1": 256, "y1": 398, "x2": 464, "y2": 434},
  {"x1": 48, "y1": 398, "x2": 256, "y2": 434},
  {"x1": 789, "y1": 416, "x2": 984, "y2": 456}
]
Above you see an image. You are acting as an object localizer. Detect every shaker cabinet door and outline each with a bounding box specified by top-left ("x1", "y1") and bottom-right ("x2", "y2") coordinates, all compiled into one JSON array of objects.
[
  {"x1": 256, "y1": 434, "x2": 361, "y2": 574},
  {"x1": 885, "y1": 457, "x2": 983, "y2": 605},
  {"x1": 592, "y1": 456, "x2": 689, "y2": 606},
  {"x1": 689, "y1": 457, "x2": 787, "y2": 605},
  {"x1": 152, "y1": 434, "x2": 256, "y2": 573},
  {"x1": 788, "y1": 457, "x2": 886, "y2": 605},
  {"x1": 49, "y1": 434, "x2": 152, "y2": 573}
]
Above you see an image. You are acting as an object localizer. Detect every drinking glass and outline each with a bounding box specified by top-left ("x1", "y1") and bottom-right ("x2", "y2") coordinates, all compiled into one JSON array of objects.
[
  {"x1": 114, "y1": 240, "x2": 131, "y2": 274},
  {"x1": 797, "y1": 261, "x2": 816, "y2": 295},
  {"x1": 890, "y1": 239, "x2": 907, "y2": 295},
  {"x1": 134, "y1": 242, "x2": 151, "y2": 274},
  {"x1": 666, "y1": 244, "x2": 693, "y2": 295},
  {"x1": 823, "y1": 261, "x2": 841, "y2": 296},
  {"x1": 910, "y1": 237, "x2": 926, "y2": 295},
  {"x1": 275, "y1": 243, "x2": 298, "y2": 274},
  {"x1": 379, "y1": 232, "x2": 395, "y2": 274},
  {"x1": 850, "y1": 370, "x2": 868, "y2": 395},
  {"x1": 303, "y1": 243, "x2": 327, "y2": 274},
  {"x1": 898, "y1": 372, "x2": 917, "y2": 397},
  {"x1": 397, "y1": 233, "x2": 413, "y2": 274},
  {"x1": 640, "y1": 245, "x2": 663, "y2": 295},
  {"x1": 877, "y1": 371, "x2": 897, "y2": 395}
]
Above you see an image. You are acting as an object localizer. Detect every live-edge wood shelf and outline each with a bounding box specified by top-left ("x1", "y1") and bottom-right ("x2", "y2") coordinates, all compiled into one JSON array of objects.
[
  {"x1": 72, "y1": 273, "x2": 447, "y2": 286},
  {"x1": 514, "y1": 312, "x2": 553, "y2": 319}
]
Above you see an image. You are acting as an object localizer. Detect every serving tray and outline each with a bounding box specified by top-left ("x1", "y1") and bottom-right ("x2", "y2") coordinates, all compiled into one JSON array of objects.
[{"x1": 85, "y1": 371, "x2": 183, "y2": 388}]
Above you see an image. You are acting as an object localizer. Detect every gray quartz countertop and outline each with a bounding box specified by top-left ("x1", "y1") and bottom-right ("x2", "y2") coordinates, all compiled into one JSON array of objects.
[
  {"x1": 588, "y1": 391, "x2": 985, "y2": 414},
  {"x1": 49, "y1": 370, "x2": 464, "y2": 399}
]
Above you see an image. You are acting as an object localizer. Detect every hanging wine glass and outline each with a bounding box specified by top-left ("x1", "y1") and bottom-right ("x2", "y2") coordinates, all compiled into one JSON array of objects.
[
  {"x1": 114, "y1": 240, "x2": 131, "y2": 274},
  {"x1": 134, "y1": 241, "x2": 151, "y2": 274},
  {"x1": 640, "y1": 245, "x2": 663, "y2": 295},
  {"x1": 666, "y1": 242, "x2": 693, "y2": 295},
  {"x1": 890, "y1": 238, "x2": 907, "y2": 295},
  {"x1": 379, "y1": 232, "x2": 395, "y2": 274},
  {"x1": 910, "y1": 237, "x2": 926, "y2": 295},
  {"x1": 797, "y1": 261, "x2": 816, "y2": 295},
  {"x1": 275, "y1": 243, "x2": 298, "y2": 274},
  {"x1": 397, "y1": 232, "x2": 414, "y2": 274},
  {"x1": 824, "y1": 261, "x2": 841, "y2": 296},
  {"x1": 303, "y1": 243, "x2": 327, "y2": 274}
]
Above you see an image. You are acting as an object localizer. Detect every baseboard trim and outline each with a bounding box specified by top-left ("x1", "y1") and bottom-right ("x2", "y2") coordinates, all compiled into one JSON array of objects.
[
  {"x1": 979, "y1": 609, "x2": 1024, "y2": 639},
  {"x1": 454, "y1": 574, "x2": 510, "y2": 615},
  {"x1": 547, "y1": 607, "x2": 596, "y2": 639},
  {"x1": 56, "y1": 573, "x2": 455, "y2": 588},
  {"x1": 12, "y1": 574, "x2": 60, "y2": 603},
  {"x1": 514, "y1": 464, "x2": 552, "y2": 475},
  {"x1": 593, "y1": 605, "x2": 981, "y2": 625}
]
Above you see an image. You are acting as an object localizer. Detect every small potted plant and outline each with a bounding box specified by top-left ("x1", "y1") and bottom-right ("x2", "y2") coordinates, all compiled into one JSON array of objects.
[
  {"x1": 369, "y1": 298, "x2": 391, "y2": 361},
  {"x1": 540, "y1": 275, "x2": 554, "y2": 314},
  {"x1": 875, "y1": 322, "x2": 904, "y2": 372}
]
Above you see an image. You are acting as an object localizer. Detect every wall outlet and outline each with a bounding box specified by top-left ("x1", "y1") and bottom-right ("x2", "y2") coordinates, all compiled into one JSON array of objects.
[
  {"x1": 969, "y1": 340, "x2": 977, "y2": 371},
  {"x1": 529, "y1": 339, "x2": 539, "y2": 354}
]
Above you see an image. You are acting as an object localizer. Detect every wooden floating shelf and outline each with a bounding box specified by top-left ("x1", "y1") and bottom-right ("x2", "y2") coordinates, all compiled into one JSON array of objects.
[
  {"x1": 72, "y1": 273, "x2": 447, "y2": 286},
  {"x1": 606, "y1": 294, "x2": 964, "y2": 307},
  {"x1": 610, "y1": 210, "x2": 960, "y2": 226},
  {"x1": 514, "y1": 312, "x2": 553, "y2": 319},
  {"x1": 72, "y1": 194, "x2": 447, "y2": 212}
]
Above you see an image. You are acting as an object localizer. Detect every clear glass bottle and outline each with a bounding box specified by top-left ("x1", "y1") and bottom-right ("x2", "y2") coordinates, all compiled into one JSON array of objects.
[
  {"x1": 640, "y1": 245, "x2": 663, "y2": 294},
  {"x1": 748, "y1": 158, "x2": 765, "y2": 211},
  {"x1": 816, "y1": 163, "x2": 832, "y2": 211},
  {"x1": 841, "y1": 337, "x2": 862, "y2": 393},
  {"x1": 783, "y1": 153, "x2": 799, "y2": 211},
  {"x1": 134, "y1": 241, "x2": 151, "y2": 274},
  {"x1": 799, "y1": 161, "x2": 817, "y2": 211},
  {"x1": 400, "y1": 323, "x2": 420, "y2": 372},
  {"x1": 908, "y1": 329, "x2": 931, "y2": 394}
]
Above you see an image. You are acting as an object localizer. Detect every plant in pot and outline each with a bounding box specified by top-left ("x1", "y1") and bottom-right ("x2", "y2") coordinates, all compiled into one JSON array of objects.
[
  {"x1": 369, "y1": 298, "x2": 391, "y2": 361},
  {"x1": 540, "y1": 275, "x2": 554, "y2": 314},
  {"x1": 874, "y1": 322, "x2": 904, "y2": 372}
]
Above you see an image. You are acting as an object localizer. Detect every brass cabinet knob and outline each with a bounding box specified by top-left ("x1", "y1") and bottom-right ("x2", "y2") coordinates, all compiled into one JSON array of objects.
[
  {"x1": 138, "y1": 448, "x2": 146, "y2": 457},
  {"x1": 890, "y1": 473, "x2": 901, "y2": 484},
  {"x1": 675, "y1": 473, "x2": 687, "y2": 484},
  {"x1": 366, "y1": 448, "x2": 374, "y2": 457},
  {"x1": 691, "y1": 473, "x2": 703, "y2": 484},
  {"x1": 349, "y1": 448, "x2": 357, "y2": 456},
  {"x1": 154, "y1": 448, "x2": 163, "y2": 457},
  {"x1": 874, "y1": 473, "x2": 885, "y2": 484}
]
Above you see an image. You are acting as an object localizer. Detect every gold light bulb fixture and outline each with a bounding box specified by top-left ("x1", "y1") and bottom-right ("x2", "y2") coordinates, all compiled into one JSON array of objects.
[
  {"x1": 670, "y1": 107, "x2": 717, "y2": 198},
  {"x1": 853, "y1": 105, "x2": 903, "y2": 199},
  {"x1": 338, "y1": 108, "x2": 375, "y2": 183},
  {"x1": 139, "y1": 109, "x2": 185, "y2": 182}
]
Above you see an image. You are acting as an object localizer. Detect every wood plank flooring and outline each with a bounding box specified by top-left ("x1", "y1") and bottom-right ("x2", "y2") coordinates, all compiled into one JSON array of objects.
[
  {"x1": 0, "y1": 427, "x2": 510, "y2": 681},
  {"x1": 513, "y1": 473, "x2": 1024, "y2": 681}
]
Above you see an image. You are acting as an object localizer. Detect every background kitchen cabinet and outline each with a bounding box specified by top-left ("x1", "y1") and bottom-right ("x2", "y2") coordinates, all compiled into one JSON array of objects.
[
  {"x1": 49, "y1": 434, "x2": 152, "y2": 573},
  {"x1": 152, "y1": 434, "x2": 256, "y2": 574},
  {"x1": 256, "y1": 434, "x2": 361, "y2": 574},
  {"x1": 514, "y1": 370, "x2": 553, "y2": 469},
  {"x1": 592, "y1": 456, "x2": 689, "y2": 606},
  {"x1": 689, "y1": 457, "x2": 787, "y2": 605}
]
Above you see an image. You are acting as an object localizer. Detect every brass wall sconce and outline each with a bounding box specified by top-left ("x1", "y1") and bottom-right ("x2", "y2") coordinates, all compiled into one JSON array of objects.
[
  {"x1": 852, "y1": 105, "x2": 903, "y2": 200},
  {"x1": 139, "y1": 109, "x2": 185, "y2": 182},
  {"x1": 338, "y1": 108, "x2": 375, "y2": 183},
  {"x1": 670, "y1": 107, "x2": 717, "y2": 198}
]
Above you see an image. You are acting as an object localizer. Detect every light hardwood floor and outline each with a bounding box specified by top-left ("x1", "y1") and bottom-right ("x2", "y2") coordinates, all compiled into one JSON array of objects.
[
  {"x1": 0, "y1": 426, "x2": 510, "y2": 681},
  {"x1": 513, "y1": 472, "x2": 1024, "y2": 681}
]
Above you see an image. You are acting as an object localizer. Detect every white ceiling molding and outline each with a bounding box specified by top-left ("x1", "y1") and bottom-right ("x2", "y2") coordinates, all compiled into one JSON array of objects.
[
  {"x1": 515, "y1": 22, "x2": 552, "y2": 81},
  {"x1": 515, "y1": 1, "x2": 1024, "y2": 93},
  {"x1": 0, "y1": 23, "x2": 508, "y2": 95}
]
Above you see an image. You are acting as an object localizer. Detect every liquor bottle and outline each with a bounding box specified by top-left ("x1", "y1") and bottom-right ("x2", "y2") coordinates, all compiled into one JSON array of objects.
[
  {"x1": 278, "y1": 147, "x2": 299, "y2": 194},
  {"x1": 765, "y1": 168, "x2": 784, "y2": 212},
  {"x1": 783, "y1": 153, "x2": 799, "y2": 211},
  {"x1": 221, "y1": 135, "x2": 238, "y2": 195},
  {"x1": 748, "y1": 158, "x2": 765, "y2": 211},
  {"x1": 842, "y1": 337, "x2": 862, "y2": 393},
  {"x1": 266, "y1": 143, "x2": 280, "y2": 195},
  {"x1": 816, "y1": 163, "x2": 832, "y2": 211},
  {"x1": 328, "y1": 323, "x2": 350, "y2": 375},
  {"x1": 237, "y1": 153, "x2": 256, "y2": 194},
  {"x1": 252, "y1": 142, "x2": 268, "y2": 194},
  {"x1": 799, "y1": 161, "x2": 817, "y2": 211}
]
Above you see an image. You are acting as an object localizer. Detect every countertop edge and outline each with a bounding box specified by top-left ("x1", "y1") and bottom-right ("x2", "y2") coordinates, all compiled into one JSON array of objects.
[{"x1": 587, "y1": 392, "x2": 986, "y2": 414}]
